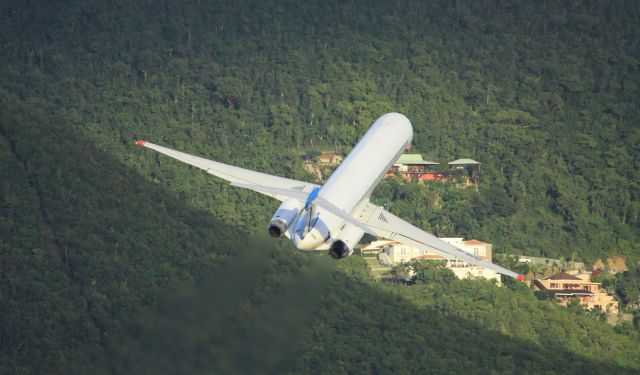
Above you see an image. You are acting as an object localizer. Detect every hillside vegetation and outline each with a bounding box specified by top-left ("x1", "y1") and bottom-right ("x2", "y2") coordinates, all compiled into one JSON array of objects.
[
  {"x1": 2, "y1": 0, "x2": 638, "y2": 261},
  {"x1": 1, "y1": 0, "x2": 640, "y2": 373}
]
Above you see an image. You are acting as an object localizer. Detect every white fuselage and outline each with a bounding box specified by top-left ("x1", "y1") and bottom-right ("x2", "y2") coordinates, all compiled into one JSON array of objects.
[{"x1": 292, "y1": 113, "x2": 413, "y2": 251}]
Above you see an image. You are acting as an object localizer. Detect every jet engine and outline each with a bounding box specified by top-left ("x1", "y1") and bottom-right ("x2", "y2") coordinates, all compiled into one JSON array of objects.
[
  {"x1": 267, "y1": 198, "x2": 304, "y2": 238},
  {"x1": 328, "y1": 223, "x2": 365, "y2": 259}
]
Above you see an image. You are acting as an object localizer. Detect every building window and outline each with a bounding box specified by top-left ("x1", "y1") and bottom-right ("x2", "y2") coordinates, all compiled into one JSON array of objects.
[{"x1": 550, "y1": 283, "x2": 558, "y2": 288}]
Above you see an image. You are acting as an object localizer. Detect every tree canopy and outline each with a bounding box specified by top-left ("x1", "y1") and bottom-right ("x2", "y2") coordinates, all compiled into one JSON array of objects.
[{"x1": 1, "y1": 0, "x2": 640, "y2": 373}]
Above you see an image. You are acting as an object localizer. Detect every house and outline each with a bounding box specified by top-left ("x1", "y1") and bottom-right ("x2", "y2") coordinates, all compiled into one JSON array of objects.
[
  {"x1": 533, "y1": 271, "x2": 618, "y2": 314},
  {"x1": 448, "y1": 158, "x2": 481, "y2": 170},
  {"x1": 385, "y1": 155, "x2": 483, "y2": 188},
  {"x1": 361, "y1": 240, "x2": 395, "y2": 256},
  {"x1": 448, "y1": 158, "x2": 481, "y2": 187},
  {"x1": 377, "y1": 238, "x2": 500, "y2": 284},
  {"x1": 386, "y1": 154, "x2": 444, "y2": 181},
  {"x1": 444, "y1": 238, "x2": 492, "y2": 259},
  {"x1": 317, "y1": 152, "x2": 342, "y2": 165}
]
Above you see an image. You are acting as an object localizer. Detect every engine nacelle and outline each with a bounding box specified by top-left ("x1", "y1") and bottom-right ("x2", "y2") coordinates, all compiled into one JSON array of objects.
[
  {"x1": 267, "y1": 198, "x2": 303, "y2": 238},
  {"x1": 328, "y1": 223, "x2": 365, "y2": 259}
]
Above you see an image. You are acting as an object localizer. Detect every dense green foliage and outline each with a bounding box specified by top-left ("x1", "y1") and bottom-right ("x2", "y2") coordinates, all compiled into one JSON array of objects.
[
  {"x1": 601, "y1": 263, "x2": 640, "y2": 311},
  {"x1": 1, "y1": 0, "x2": 639, "y2": 261},
  {"x1": 1, "y1": 0, "x2": 640, "y2": 373},
  {"x1": 0, "y1": 95, "x2": 240, "y2": 372}
]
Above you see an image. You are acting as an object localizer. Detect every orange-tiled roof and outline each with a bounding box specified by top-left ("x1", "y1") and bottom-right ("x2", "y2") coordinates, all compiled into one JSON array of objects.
[{"x1": 463, "y1": 240, "x2": 488, "y2": 245}]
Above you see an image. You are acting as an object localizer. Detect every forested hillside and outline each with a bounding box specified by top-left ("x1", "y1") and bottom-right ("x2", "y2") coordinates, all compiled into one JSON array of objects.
[
  {"x1": 1, "y1": 0, "x2": 640, "y2": 373},
  {"x1": 2, "y1": 0, "x2": 638, "y2": 261}
]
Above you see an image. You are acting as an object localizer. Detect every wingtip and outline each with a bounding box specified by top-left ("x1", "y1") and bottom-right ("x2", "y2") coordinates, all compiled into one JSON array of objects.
[
  {"x1": 135, "y1": 140, "x2": 146, "y2": 146},
  {"x1": 516, "y1": 274, "x2": 525, "y2": 281}
]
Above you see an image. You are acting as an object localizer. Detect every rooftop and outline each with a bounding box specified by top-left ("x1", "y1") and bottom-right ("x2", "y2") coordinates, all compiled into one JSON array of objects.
[
  {"x1": 395, "y1": 154, "x2": 439, "y2": 165},
  {"x1": 533, "y1": 279, "x2": 594, "y2": 294},
  {"x1": 449, "y1": 158, "x2": 481, "y2": 165},
  {"x1": 463, "y1": 240, "x2": 488, "y2": 245},
  {"x1": 543, "y1": 271, "x2": 583, "y2": 281}
]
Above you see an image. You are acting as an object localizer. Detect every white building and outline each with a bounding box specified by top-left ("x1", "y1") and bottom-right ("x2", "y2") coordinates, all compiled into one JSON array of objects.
[
  {"x1": 361, "y1": 240, "x2": 396, "y2": 255},
  {"x1": 374, "y1": 238, "x2": 500, "y2": 284}
]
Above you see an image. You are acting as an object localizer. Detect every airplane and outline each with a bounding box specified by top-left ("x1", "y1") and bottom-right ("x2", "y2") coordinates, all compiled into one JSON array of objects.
[{"x1": 136, "y1": 113, "x2": 522, "y2": 279}]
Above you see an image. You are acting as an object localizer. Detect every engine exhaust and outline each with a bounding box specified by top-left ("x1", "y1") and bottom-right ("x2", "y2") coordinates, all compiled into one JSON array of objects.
[
  {"x1": 267, "y1": 219, "x2": 287, "y2": 238},
  {"x1": 328, "y1": 240, "x2": 350, "y2": 259}
]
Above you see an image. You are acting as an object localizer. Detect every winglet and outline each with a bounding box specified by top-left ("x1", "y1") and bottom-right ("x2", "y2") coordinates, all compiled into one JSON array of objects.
[
  {"x1": 516, "y1": 274, "x2": 525, "y2": 281},
  {"x1": 136, "y1": 140, "x2": 146, "y2": 146}
]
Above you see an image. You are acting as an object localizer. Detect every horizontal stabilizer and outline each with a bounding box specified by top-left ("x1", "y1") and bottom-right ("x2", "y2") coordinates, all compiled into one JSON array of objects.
[
  {"x1": 231, "y1": 182, "x2": 372, "y2": 233},
  {"x1": 232, "y1": 183, "x2": 373, "y2": 233},
  {"x1": 314, "y1": 195, "x2": 373, "y2": 234}
]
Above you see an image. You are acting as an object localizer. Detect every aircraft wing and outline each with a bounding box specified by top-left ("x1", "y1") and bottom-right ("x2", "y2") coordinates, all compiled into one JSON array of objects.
[
  {"x1": 136, "y1": 141, "x2": 318, "y2": 201},
  {"x1": 353, "y1": 201, "x2": 520, "y2": 278}
]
